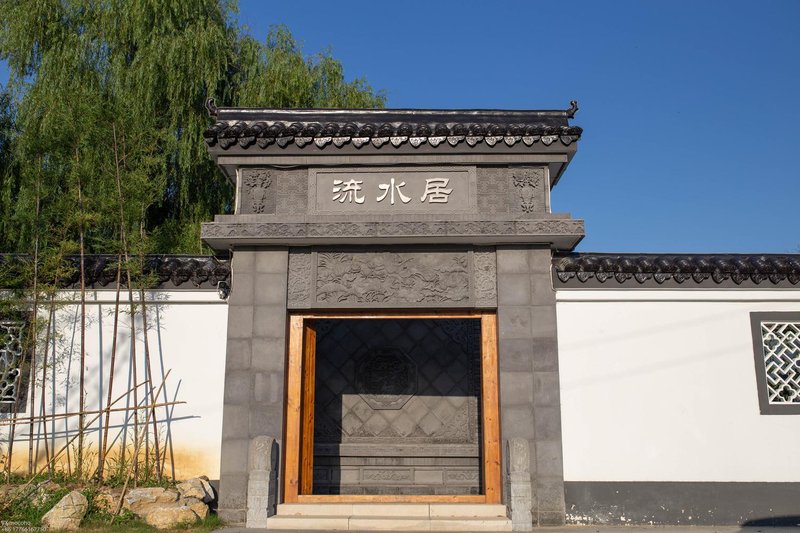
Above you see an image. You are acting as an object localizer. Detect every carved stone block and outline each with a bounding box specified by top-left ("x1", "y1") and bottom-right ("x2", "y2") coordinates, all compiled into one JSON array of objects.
[
  {"x1": 506, "y1": 438, "x2": 533, "y2": 531},
  {"x1": 246, "y1": 435, "x2": 278, "y2": 528},
  {"x1": 276, "y1": 168, "x2": 309, "y2": 214},
  {"x1": 287, "y1": 247, "x2": 497, "y2": 309},
  {"x1": 509, "y1": 168, "x2": 546, "y2": 216},
  {"x1": 239, "y1": 168, "x2": 275, "y2": 214}
]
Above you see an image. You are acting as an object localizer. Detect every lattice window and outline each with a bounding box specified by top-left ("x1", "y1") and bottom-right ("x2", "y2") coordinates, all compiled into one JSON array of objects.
[
  {"x1": 0, "y1": 320, "x2": 26, "y2": 409},
  {"x1": 760, "y1": 322, "x2": 800, "y2": 403},
  {"x1": 751, "y1": 313, "x2": 800, "y2": 414}
]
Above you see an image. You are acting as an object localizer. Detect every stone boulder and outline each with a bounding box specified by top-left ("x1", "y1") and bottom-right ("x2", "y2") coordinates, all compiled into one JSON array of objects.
[
  {"x1": 92, "y1": 487, "x2": 123, "y2": 514},
  {"x1": 41, "y1": 490, "x2": 88, "y2": 531},
  {"x1": 182, "y1": 497, "x2": 209, "y2": 520},
  {"x1": 122, "y1": 487, "x2": 179, "y2": 514},
  {"x1": 120, "y1": 486, "x2": 209, "y2": 529},
  {"x1": 140, "y1": 503, "x2": 200, "y2": 530},
  {"x1": 0, "y1": 484, "x2": 19, "y2": 504},
  {"x1": 176, "y1": 477, "x2": 215, "y2": 503},
  {"x1": 33, "y1": 480, "x2": 62, "y2": 507}
]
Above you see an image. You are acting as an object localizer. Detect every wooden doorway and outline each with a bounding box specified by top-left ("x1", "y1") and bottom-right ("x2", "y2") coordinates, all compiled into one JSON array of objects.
[{"x1": 283, "y1": 311, "x2": 501, "y2": 504}]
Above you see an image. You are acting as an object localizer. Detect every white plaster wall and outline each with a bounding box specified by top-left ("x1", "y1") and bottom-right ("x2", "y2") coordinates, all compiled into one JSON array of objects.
[
  {"x1": 556, "y1": 289, "x2": 800, "y2": 482},
  {"x1": 1, "y1": 290, "x2": 227, "y2": 480}
]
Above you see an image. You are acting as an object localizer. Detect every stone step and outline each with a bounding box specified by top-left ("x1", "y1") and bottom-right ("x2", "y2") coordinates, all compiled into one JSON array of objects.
[
  {"x1": 276, "y1": 502, "x2": 508, "y2": 518},
  {"x1": 266, "y1": 514, "x2": 513, "y2": 531},
  {"x1": 269, "y1": 503, "x2": 512, "y2": 531}
]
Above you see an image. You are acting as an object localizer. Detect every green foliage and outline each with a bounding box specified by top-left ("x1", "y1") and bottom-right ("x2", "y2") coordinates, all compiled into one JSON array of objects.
[
  {"x1": 0, "y1": 483, "x2": 69, "y2": 525},
  {"x1": 0, "y1": 1, "x2": 384, "y2": 266}
]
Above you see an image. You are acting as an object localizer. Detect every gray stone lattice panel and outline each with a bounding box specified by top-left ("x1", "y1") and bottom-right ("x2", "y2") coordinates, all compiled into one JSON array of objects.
[{"x1": 311, "y1": 318, "x2": 482, "y2": 495}]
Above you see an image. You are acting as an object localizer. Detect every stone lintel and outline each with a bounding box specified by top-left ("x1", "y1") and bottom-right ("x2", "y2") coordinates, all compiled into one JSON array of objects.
[{"x1": 202, "y1": 219, "x2": 585, "y2": 252}]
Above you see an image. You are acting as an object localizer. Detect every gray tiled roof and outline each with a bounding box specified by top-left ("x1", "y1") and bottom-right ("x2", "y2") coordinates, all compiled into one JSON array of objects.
[
  {"x1": 553, "y1": 253, "x2": 800, "y2": 287},
  {"x1": 203, "y1": 101, "x2": 582, "y2": 150}
]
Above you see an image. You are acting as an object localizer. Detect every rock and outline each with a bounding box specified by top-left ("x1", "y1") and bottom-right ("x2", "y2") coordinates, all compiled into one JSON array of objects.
[
  {"x1": 176, "y1": 477, "x2": 215, "y2": 503},
  {"x1": 33, "y1": 480, "x2": 62, "y2": 506},
  {"x1": 37, "y1": 480, "x2": 61, "y2": 492},
  {"x1": 122, "y1": 487, "x2": 179, "y2": 514},
  {"x1": 140, "y1": 503, "x2": 199, "y2": 529},
  {"x1": 120, "y1": 486, "x2": 208, "y2": 529},
  {"x1": 0, "y1": 484, "x2": 18, "y2": 504},
  {"x1": 41, "y1": 490, "x2": 88, "y2": 531},
  {"x1": 182, "y1": 496, "x2": 209, "y2": 520},
  {"x1": 93, "y1": 487, "x2": 123, "y2": 513}
]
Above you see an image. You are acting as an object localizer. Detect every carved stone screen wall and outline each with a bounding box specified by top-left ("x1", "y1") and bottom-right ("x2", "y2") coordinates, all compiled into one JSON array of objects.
[{"x1": 311, "y1": 318, "x2": 482, "y2": 495}]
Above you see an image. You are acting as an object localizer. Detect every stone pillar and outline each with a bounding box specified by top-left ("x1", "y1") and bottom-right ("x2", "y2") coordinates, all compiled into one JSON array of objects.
[
  {"x1": 246, "y1": 435, "x2": 278, "y2": 527},
  {"x1": 506, "y1": 438, "x2": 533, "y2": 531},
  {"x1": 217, "y1": 249, "x2": 289, "y2": 525},
  {"x1": 496, "y1": 246, "x2": 565, "y2": 526}
]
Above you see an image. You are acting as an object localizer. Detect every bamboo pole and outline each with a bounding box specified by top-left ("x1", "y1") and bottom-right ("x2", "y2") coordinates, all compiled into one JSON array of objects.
[
  {"x1": 112, "y1": 123, "x2": 140, "y2": 483},
  {"x1": 36, "y1": 297, "x2": 55, "y2": 474},
  {"x1": 112, "y1": 371, "x2": 172, "y2": 522},
  {"x1": 22, "y1": 170, "x2": 41, "y2": 475},
  {"x1": 139, "y1": 284, "x2": 162, "y2": 480},
  {"x1": 97, "y1": 255, "x2": 123, "y2": 479},
  {"x1": 76, "y1": 162, "x2": 87, "y2": 477},
  {"x1": 9, "y1": 377, "x2": 155, "y2": 504},
  {"x1": 0, "y1": 400, "x2": 185, "y2": 427}
]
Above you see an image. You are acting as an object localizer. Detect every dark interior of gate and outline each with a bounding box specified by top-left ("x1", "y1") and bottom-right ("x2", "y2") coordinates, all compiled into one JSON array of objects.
[{"x1": 311, "y1": 318, "x2": 483, "y2": 495}]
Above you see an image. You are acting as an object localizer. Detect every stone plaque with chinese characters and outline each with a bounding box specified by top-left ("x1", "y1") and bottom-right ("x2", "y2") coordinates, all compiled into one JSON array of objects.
[{"x1": 309, "y1": 166, "x2": 476, "y2": 214}]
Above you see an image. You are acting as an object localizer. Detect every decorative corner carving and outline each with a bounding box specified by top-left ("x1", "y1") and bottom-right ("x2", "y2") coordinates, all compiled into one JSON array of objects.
[
  {"x1": 511, "y1": 169, "x2": 545, "y2": 214},
  {"x1": 241, "y1": 168, "x2": 274, "y2": 214}
]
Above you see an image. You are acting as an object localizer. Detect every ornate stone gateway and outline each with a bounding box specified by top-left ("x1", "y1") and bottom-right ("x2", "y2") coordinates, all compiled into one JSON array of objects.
[
  {"x1": 202, "y1": 104, "x2": 583, "y2": 528},
  {"x1": 283, "y1": 312, "x2": 501, "y2": 504}
]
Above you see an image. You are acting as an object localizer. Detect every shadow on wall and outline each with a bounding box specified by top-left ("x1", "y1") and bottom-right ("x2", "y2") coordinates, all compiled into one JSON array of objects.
[
  {"x1": 0, "y1": 291, "x2": 211, "y2": 480},
  {"x1": 742, "y1": 516, "x2": 800, "y2": 527}
]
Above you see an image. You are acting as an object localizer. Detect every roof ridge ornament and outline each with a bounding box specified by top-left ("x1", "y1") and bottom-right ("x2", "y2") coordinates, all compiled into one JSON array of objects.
[
  {"x1": 206, "y1": 97, "x2": 218, "y2": 117},
  {"x1": 566, "y1": 100, "x2": 579, "y2": 118}
]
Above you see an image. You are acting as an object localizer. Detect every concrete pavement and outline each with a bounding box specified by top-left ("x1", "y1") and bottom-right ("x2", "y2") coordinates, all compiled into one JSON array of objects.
[{"x1": 213, "y1": 526, "x2": 800, "y2": 533}]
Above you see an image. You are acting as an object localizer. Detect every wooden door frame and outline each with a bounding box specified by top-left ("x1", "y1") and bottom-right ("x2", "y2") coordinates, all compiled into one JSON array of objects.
[{"x1": 283, "y1": 311, "x2": 501, "y2": 504}]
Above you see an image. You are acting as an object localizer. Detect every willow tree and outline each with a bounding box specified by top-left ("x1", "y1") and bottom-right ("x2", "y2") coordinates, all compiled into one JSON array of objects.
[
  {"x1": 0, "y1": 0, "x2": 385, "y2": 256},
  {"x1": 0, "y1": 0, "x2": 384, "y2": 480}
]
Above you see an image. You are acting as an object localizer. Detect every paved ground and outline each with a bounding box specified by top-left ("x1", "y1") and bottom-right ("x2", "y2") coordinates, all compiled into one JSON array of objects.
[{"x1": 213, "y1": 526, "x2": 800, "y2": 533}]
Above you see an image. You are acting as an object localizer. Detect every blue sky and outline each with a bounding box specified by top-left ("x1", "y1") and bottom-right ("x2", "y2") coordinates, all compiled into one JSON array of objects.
[{"x1": 3, "y1": 1, "x2": 799, "y2": 253}]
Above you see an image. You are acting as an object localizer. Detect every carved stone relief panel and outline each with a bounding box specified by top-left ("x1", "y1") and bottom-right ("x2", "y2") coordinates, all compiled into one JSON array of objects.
[
  {"x1": 355, "y1": 347, "x2": 417, "y2": 410},
  {"x1": 275, "y1": 168, "x2": 308, "y2": 215},
  {"x1": 287, "y1": 247, "x2": 497, "y2": 309},
  {"x1": 239, "y1": 168, "x2": 276, "y2": 214},
  {"x1": 476, "y1": 167, "x2": 510, "y2": 215},
  {"x1": 476, "y1": 166, "x2": 549, "y2": 216},
  {"x1": 509, "y1": 167, "x2": 546, "y2": 215}
]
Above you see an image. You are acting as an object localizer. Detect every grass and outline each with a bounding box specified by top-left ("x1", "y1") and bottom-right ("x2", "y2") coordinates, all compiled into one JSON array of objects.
[{"x1": 78, "y1": 513, "x2": 222, "y2": 532}]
